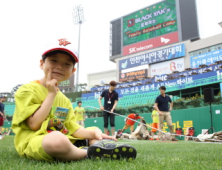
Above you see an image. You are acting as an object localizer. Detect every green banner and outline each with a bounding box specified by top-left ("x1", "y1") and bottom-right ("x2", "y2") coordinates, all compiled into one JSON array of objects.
[{"x1": 123, "y1": 0, "x2": 178, "y2": 46}]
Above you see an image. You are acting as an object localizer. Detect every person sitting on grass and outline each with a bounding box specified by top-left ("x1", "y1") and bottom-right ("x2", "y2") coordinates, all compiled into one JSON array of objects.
[
  {"x1": 121, "y1": 113, "x2": 144, "y2": 134},
  {"x1": 150, "y1": 106, "x2": 160, "y2": 140},
  {"x1": 12, "y1": 38, "x2": 137, "y2": 162}
]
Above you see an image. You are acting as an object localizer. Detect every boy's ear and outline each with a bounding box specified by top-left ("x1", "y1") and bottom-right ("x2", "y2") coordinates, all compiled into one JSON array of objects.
[
  {"x1": 40, "y1": 59, "x2": 44, "y2": 70},
  {"x1": 72, "y1": 68, "x2": 76, "y2": 73}
]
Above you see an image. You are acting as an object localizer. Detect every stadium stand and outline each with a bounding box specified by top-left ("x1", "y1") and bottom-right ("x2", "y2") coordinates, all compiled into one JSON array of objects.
[
  {"x1": 3, "y1": 69, "x2": 222, "y2": 115},
  {"x1": 73, "y1": 74, "x2": 222, "y2": 112}
]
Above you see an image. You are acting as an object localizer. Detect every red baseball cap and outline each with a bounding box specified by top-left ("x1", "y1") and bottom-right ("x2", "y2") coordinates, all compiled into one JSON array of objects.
[{"x1": 42, "y1": 38, "x2": 79, "y2": 63}]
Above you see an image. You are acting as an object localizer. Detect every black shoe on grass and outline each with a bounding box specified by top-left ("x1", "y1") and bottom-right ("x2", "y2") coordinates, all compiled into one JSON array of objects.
[{"x1": 87, "y1": 140, "x2": 137, "y2": 160}]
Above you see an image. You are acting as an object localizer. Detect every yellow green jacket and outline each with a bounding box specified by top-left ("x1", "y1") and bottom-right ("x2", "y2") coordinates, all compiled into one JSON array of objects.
[{"x1": 12, "y1": 81, "x2": 81, "y2": 157}]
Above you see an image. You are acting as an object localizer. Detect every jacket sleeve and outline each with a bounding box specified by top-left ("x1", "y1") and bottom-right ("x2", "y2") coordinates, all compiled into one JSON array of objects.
[{"x1": 13, "y1": 85, "x2": 42, "y2": 127}]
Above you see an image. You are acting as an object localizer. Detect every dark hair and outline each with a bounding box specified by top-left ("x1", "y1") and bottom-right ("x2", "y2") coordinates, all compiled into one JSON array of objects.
[
  {"x1": 77, "y1": 101, "x2": 82, "y2": 104},
  {"x1": 42, "y1": 50, "x2": 76, "y2": 66},
  {"x1": 109, "y1": 81, "x2": 117, "y2": 86},
  {"x1": 135, "y1": 113, "x2": 139, "y2": 117},
  {"x1": 159, "y1": 86, "x2": 166, "y2": 90}
]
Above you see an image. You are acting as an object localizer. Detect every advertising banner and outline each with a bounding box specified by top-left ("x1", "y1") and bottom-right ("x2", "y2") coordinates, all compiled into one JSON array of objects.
[
  {"x1": 123, "y1": 0, "x2": 177, "y2": 46},
  {"x1": 119, "y1": 69, "x2": 148, "y2": 82},
  {"x1": 123, "y1": 31, "x2": 179, "y2": 56},
  {"x1": 190, "y1": 49, "x2": 222, "y2": 68},
  {"x1": 151, "y1": 58, "x2": 184, "y2": 76},
  {"x1": 88, "y1": 63, "x2": 222, "y2": 98},
  {"x1": 120, "y1": 44, "x2": 185, "y2": 70}
]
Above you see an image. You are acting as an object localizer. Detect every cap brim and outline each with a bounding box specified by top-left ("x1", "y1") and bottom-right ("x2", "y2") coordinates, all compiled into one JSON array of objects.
[{"x1": 42, "y1": 48, "x2": 79, "y2": 63}]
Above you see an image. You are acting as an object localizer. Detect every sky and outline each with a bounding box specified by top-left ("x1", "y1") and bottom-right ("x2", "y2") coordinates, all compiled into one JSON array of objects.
[{"x1": 0, "y1": 0, "x2": 222, "y2": 92}]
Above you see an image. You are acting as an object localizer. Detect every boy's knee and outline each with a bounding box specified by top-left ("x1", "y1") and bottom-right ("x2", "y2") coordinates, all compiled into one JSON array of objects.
[{"x1": 43, "y1": 132, "x2": 70, "y2": 153}]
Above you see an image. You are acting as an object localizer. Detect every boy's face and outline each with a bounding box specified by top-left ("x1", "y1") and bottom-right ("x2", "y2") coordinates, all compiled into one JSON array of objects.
[
  {"x1": 78, "y1": 103, "x2": 82, "y2": 107},
  {"x1": 40, "y1": 53, "x2": 75, "y2": 83}
]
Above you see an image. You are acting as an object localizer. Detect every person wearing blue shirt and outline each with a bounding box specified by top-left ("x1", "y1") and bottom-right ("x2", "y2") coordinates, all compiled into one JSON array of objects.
[{"x1": 154, "y1": 86, "x2": 178, "y2": 141}]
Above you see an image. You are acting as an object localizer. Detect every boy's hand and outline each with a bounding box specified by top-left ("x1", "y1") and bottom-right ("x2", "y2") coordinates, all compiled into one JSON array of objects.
[
  {"x1": 94, "y1": 131, "x2": 117, "y2": 142},
  {"x1": 46, "y1": 69, "x2": 58, "y2": 94}
]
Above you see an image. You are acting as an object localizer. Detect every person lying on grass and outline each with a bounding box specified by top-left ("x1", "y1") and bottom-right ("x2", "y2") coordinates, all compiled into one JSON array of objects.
[{"x1": 12, "y1": 38, "x2": 137, "y2": 162}]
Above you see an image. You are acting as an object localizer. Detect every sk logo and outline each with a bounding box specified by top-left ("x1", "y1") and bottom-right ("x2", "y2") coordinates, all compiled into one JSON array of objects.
[{"x1": 58, "y1": 38, "x2": 71, "y2": 46}]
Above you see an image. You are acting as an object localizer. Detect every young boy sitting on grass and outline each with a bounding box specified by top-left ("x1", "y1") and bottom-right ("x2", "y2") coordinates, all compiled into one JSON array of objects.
[{"x1": 12, "y1": 38, "x2": 137, "y2": 161}]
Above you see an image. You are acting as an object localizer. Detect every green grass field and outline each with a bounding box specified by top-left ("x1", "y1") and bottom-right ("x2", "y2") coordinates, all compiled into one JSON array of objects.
[{"x1": 0, "y1": 136, "x2": 222, "y2": 170}]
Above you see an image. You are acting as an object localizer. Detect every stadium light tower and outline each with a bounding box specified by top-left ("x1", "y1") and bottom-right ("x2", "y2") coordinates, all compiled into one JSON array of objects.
[{"x1": 72, "y1": 5, "x2": 85, "y2": 91}]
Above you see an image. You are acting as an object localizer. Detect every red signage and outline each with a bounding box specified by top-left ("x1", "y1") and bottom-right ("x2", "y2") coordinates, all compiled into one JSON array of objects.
[
  {"x1": 123, "y1": 31, "x2": 179, "y2": 56},
  {"x1": 119, "y1": 69, "x2": 147, "y2": 82}
]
